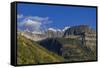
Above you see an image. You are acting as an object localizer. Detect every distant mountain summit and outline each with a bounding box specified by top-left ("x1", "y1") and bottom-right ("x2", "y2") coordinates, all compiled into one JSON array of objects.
[{"x1": 46, "y1": 28, "x2": 63, "y2": 38}]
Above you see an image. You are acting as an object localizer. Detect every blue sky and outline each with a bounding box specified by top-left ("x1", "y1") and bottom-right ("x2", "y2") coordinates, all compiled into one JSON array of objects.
[{"x1": 17, "y1": 3, "x2": 97, "y2": 31}]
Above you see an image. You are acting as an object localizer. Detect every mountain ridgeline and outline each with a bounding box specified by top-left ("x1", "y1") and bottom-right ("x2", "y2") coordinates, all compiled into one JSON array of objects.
[{"x1": 17, "y1": 25, "x2": 97, "y2": 64}]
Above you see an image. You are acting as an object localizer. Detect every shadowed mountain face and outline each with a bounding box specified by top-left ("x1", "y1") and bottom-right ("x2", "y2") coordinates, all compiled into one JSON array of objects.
[
  {"x1": 38, "y1": 38, "x2": 62, "y2": 55},
  {"x1": 38, "y1": 37, "x2": 96, "y2": 61}
]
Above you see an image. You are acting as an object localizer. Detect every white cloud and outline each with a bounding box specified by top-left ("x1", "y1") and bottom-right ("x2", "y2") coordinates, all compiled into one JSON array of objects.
[
  {"x1": 24, "y1": 19, "x2": 41, "y2": 26},
  {"x1": 17, "y1": 14, "x2": 23, "y2": 19},
  {"x1": 17, "y1": 15, "x2": 52, "y2": 32},
  {"x1": 27, "y1": 16, "x2": 49, "y2": 21},
  {"x1": 23, "y1": 19, "x2": 41, "y2": 31},
  {"x1": 25, "y1": 16, "x2": 51, "y2": 24}
]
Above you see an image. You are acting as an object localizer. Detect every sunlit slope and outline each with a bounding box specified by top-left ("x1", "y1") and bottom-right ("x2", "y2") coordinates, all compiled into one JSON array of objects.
[{"x1": 17, "y1": 34, "x2": 65, "y2": 65}]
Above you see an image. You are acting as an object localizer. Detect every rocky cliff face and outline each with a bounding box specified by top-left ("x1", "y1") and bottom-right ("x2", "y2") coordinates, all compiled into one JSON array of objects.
[
  {"x1": 63, "y1": 25, "x2": 96, "y2": 37},
  {"x1": 62, "y1": 25, "x2": 96, "y2": 60}
]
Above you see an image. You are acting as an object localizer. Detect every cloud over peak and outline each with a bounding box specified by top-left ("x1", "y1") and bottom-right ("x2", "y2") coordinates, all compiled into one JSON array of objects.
[
  {"x1": 17, "y1": 14, "x2": 52, "y2": 32},
  {"x1": 17, "y1": 14, "x2": 23, "y2": 19}
]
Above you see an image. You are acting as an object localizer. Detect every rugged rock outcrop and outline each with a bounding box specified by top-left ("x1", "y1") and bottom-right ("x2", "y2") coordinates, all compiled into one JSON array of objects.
[{"x1": 63, "y1": 25, "x2": 96, "y2": 37}]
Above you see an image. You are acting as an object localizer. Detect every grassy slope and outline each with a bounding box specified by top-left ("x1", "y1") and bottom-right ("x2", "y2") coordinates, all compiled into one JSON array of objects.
[{"x1": 17, "y1": 34, "x2": 65, "y2": 65}]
